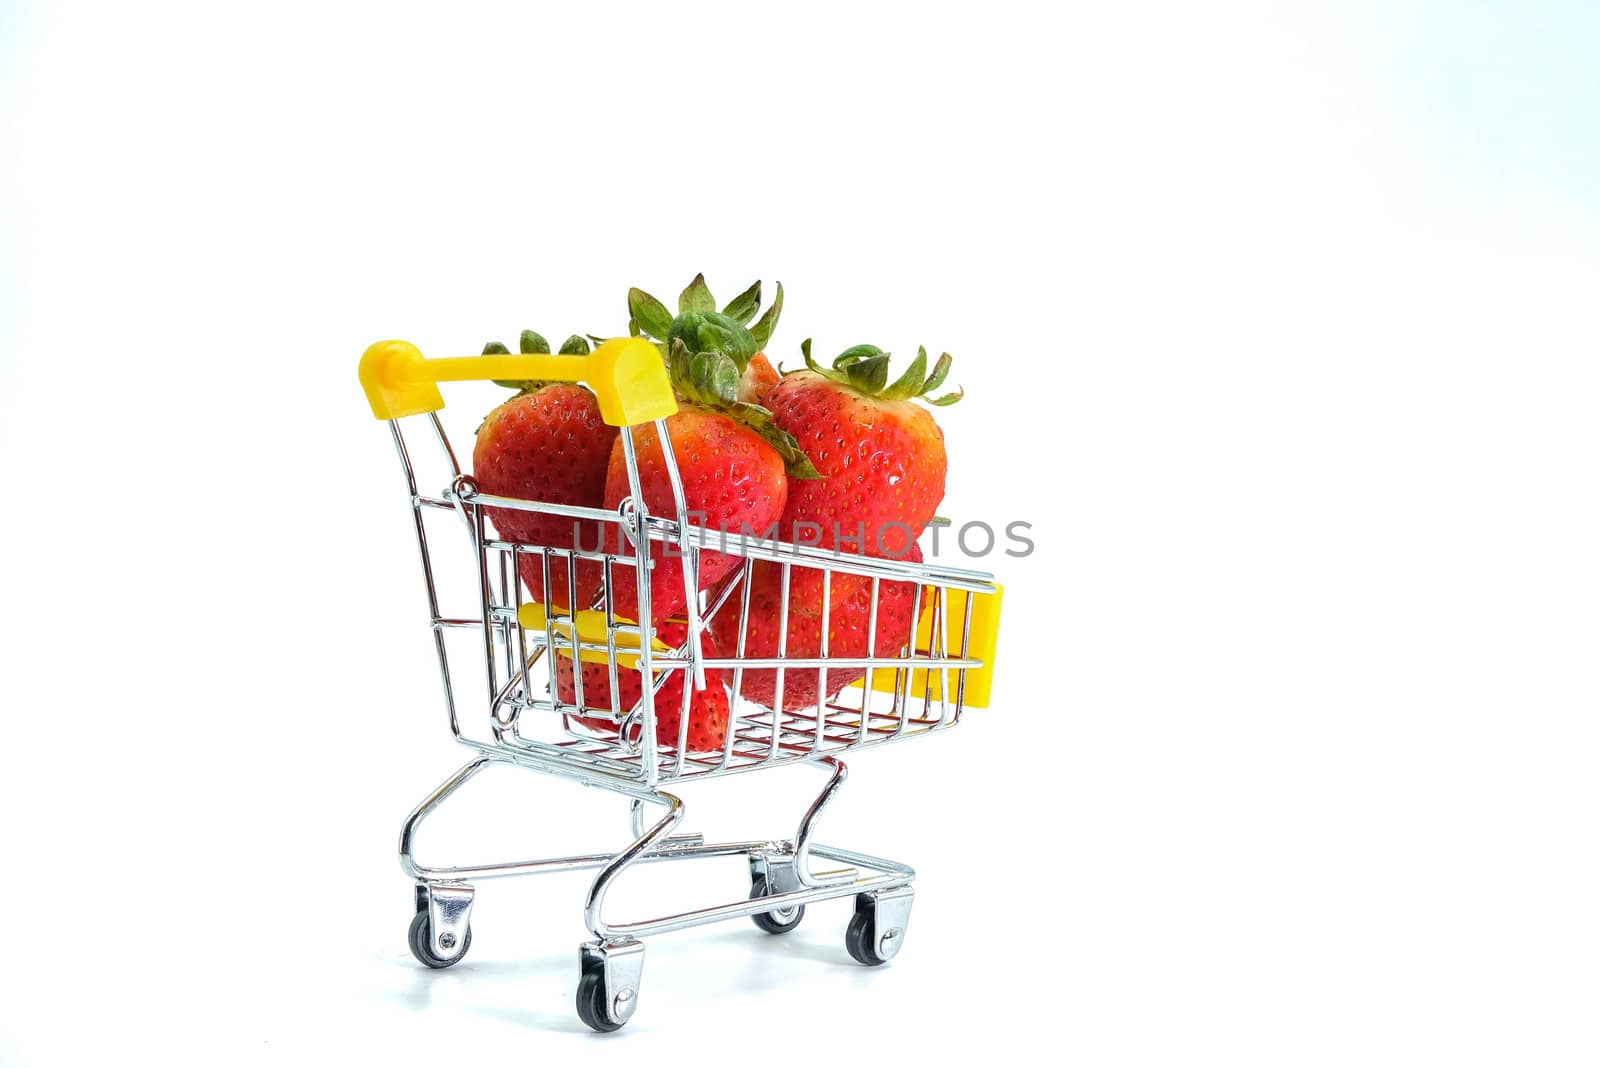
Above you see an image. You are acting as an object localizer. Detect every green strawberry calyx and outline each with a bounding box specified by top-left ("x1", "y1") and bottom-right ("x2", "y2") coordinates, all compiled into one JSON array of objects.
[
  {"x1": 485, "y1": 331, "x2": 592, "y2": 393},
  {"x1": 793, "y1": 339, "x2": 964, "y2": 407},
  {"x1": 668, "y1": 339, "x2": 821, "y2": 479},
  {"x1": 627, "y1": 273, "x2": 784, "y2": 373}
]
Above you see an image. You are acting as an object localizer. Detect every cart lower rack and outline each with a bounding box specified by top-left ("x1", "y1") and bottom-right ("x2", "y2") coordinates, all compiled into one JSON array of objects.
[{"x1": 361, "y1": 338, "x2": 1003, "y2": 1031}]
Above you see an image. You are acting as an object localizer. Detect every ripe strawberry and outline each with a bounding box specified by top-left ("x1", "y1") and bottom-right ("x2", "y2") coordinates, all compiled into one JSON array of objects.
[
  {"x1": 554, "y1": 625, "x2": 731, "y2": 752},
  {"x1": 712, "y1": 544, "x2": 925, "y2": 713},
  {"x1": 471, "y1": 333, "x2": 616, "y2": 609},
  {"x1": 605, "y1": 276, "x2": 817, "y2": 625},
  {"x1": 603, "y1": 390, "x2": 792, "y2": 625},
  {"x1": 765, "y1": 341, "x2": 960, "y2": 557}
]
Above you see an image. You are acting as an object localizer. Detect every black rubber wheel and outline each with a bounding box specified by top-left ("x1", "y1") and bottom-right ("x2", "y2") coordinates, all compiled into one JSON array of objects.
[
  {"x1": 576, "y1": 967, "x2": 625, "y2": 1033},
  {"x1": 844, "y1": 909, "x2": 888, "y2": 966},
  {"x1": 408, "y1": 909, "x2": 472, "y2": 969},
  {"x1": 749, "y1": 873, "x2": 805, "y2": 934}
]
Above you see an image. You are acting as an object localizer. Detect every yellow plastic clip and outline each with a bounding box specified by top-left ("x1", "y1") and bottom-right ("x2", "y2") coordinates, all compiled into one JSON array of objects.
[
  {"x1": 854, "y1": 584, "x2": 1003, "y2": 708},
  {"x1": 359, "y1": 337, "x2": 678, "y2": 426},
  {"x1": 517, "y1": 605, "x2": 671, "y2": 670}
]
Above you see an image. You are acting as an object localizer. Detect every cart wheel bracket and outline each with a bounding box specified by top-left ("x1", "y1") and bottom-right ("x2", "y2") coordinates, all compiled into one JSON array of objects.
[
  {"x1": 861, "y1": 886, "x2": 914, "y2": 960},
  {"x1": 580, "y1": 938, "x2": 646, "y2": 1027},
  {"x1": 420, "y1": 882, "x2": 475, "y2": 962},
  {"x1": 748, "y1": 852, "x2": 807, "y2": 933},
  {"x1": 749, "y1": 851, "x2": 804, "y2": 915}
]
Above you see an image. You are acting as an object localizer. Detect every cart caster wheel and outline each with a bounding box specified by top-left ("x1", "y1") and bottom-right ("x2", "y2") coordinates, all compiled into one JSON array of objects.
[
  {"x1": 845, "y1": 890, "x2": 912, "y2": 966},
  {"x1": 408, "y1": 909, "x2": 472, "y2": 969},
  {"x1": 749, "y1": 873, "x2": 805, "y2": 934},
  {"x1": 576, "y1": 963, "x2": 628, "y2": 1033},
  {"x1": 844, "y1": 910, "x2": 888, "y2": 966}
]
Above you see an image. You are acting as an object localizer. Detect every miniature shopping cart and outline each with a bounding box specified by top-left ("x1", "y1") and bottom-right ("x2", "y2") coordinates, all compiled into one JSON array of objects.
[{"x1": 359, "y1": 338, "x2": 1003, "y2": 1032}]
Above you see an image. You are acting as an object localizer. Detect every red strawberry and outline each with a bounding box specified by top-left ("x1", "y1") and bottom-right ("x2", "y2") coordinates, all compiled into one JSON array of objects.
[
  {"x1": 471, "y1": 334, "x2": 617, "y2": 609},
  {"x1": 603, "y1": 402, "x2": 789, "y2": 625},
  {"x1": 713, "y1": 544, "x2": 924, "y2": 713},
  {"x1": 554, "y1": 626, "x2": 731, "y2": 752},
  {"x1": 606, "y1": 276, "x2": 816, "y2": 625},
  {"x1": 765, "y1": 341, "x2": 960, "y2": 557}
]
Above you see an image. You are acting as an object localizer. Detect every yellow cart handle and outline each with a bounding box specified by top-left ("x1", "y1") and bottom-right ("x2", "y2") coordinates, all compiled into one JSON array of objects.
[{"x1": 359, "y1": 337, "x2": 678, "y2": 426}]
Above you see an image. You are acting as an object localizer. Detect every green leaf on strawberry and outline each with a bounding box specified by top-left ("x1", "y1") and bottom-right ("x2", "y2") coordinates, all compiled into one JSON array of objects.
[
  {"x1": 795, "y1": 338, "x2": 962, "y2": 406},
  {"x1": 668, "y1": 341, "x2": 741, "y2": 407},
  {"x1": 881, "y1": 346, "x2": 929, "y2": 401},
  {"x1": 747, "y1": 281, "x2": 783, "y2": 349},
  {"x1": 720, "y1": 280, "x2": 762, "y2": 324},
  {"x1": 678, "y1": 272, "x2": 717, "y2": 314},
  {"x1": 628, "y1": 275, "x2": 783, "y2": 372},
  {"x1": 628, "y1": 288, "x2": 674, "y2": 339},
  {"x1": 669, "y1": 311, "x2": 757, "y2": 369}
]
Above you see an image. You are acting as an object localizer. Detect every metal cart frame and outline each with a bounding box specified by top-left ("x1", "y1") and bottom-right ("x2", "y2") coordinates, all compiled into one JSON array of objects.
[{"x1": 361, "y1": 339, "x2": 1001, "y2": 1031}]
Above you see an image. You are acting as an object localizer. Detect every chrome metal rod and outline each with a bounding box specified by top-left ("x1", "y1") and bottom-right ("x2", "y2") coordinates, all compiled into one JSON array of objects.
[
  {"x1": 406, "y1": 839, "x2": 771, "y2": 883},
  {"x1": 584, "y1": 792, "x2": 685, "y2": 938},
  {"x1": 398, "y1": 756, "x2": 494, "y2": 880},
  {"x1": 591, "y1": 841, "x2": 915, "y2": 941},
  {"x1": 793, "y1": 757, "x2": 848, "y2": 888}
]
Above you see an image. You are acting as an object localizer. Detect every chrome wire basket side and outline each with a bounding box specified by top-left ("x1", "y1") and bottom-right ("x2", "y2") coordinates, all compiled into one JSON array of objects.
[{"x1": 390, "y1": 409, "x2": 997, "y2": 787}]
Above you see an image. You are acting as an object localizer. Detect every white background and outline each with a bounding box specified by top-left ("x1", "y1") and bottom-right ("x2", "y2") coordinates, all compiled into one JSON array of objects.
[{"x1": 2, "y1": 1, "x2": 1598, "y2": 1064}]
